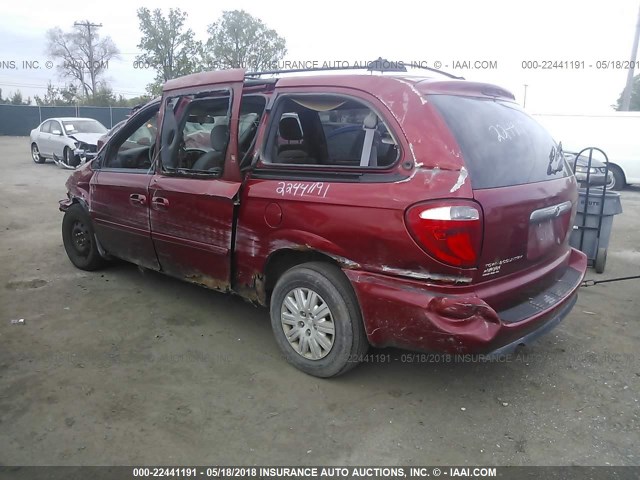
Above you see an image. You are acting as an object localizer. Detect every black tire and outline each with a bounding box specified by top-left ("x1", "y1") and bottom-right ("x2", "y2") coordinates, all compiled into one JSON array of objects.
[
  {"x1": 31, "y1": 143, "x2": 45, "y2": 164},
  {"x1": 269, "y1": 262, "x2": 368, "y2": 377},
  {"x1": 608, "y1": 165, "x2": 625, "y2": 191},
  {"x1": 63, "y1": 146, "x2": 78, "y2": 168},
  {"x1": 595, "y1": 247, "x2": 607, "y2": 274},
  {"x1": 62, "y1": 204, "x2": 106, "y2": 271}
]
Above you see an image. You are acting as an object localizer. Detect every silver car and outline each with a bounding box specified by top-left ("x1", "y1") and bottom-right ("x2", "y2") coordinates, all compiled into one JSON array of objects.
[
  {"x1": 30, "y1": 117, "x2": 108, "y2": 169},
  {"x1": 563, "y1": 151, "x2": 614, "y2": 189}
]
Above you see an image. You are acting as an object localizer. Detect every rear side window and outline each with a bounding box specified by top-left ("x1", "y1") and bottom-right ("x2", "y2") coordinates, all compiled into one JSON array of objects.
[
  {"x1": 429, "y1": 95, "x2": 570, "y2": 189},
  {"x1": 264, "y1": 95, "x2": 400, "y2": 168}
]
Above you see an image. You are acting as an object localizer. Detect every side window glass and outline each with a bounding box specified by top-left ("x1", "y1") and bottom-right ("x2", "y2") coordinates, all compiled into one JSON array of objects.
[
  {"x1": 238, "y1": 95, "x2": 266, "y2": 160},
  {"x1": 162, "y1": 94, "x2": 231, "y2": 174},
  {"x1": 41, "y1": 121, "x2": 51, "y2": 133},
  {"x1": 266, "y1": 95, "x2": 399, "y2": 168},
  {"x1": 50, "y1": 121, "x2": 62, "y2": 136},
  {"x1": 105, "y1": 111, "x2": 158, "y2": 170}
]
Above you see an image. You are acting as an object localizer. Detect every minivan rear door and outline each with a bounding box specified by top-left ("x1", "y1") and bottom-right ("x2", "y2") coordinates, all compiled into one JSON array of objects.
[{"x1": 429, "y1": 95, "x2": 577, "y2": 282}]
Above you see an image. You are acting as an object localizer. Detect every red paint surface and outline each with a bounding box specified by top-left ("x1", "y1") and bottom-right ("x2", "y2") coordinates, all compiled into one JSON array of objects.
[{"x1": 61, "y1": 71, "x2": 587, "y2": 355}]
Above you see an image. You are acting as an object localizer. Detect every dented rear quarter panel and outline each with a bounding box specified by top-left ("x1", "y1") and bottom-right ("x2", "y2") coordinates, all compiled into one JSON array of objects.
[{"x1": 234, "y1": 79, "x2": 477, "y2": 300}]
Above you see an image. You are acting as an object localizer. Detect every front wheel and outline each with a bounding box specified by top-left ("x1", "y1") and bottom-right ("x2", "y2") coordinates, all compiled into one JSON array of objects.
[
  {"x1": 31, "y1": 143, "x2": 45, "y2": 163},
  {"x1": 62, "y1": 204, "x2": 106, "y2": 271},
  {"x1": 63, "y1": 146, "x2": 79, "y2": 168},
  {"x1": 270, "y1": 262, "x2": 368, "y2": 377}
]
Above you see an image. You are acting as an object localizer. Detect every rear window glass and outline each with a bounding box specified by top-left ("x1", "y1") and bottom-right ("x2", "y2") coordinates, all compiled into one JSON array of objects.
[{"x1": 429, "y1": 95, "x2": 570, "y2": 189}]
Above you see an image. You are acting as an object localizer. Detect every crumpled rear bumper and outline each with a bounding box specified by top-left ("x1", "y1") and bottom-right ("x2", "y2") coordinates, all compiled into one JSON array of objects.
[{"x1": 345, "y1": 248, "x2": 587, "y2": 354}]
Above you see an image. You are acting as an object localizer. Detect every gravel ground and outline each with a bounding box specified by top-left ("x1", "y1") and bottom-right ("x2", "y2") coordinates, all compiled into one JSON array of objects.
[{"x1": 0, "y1": 136, "x2": 638, "y2": 466}]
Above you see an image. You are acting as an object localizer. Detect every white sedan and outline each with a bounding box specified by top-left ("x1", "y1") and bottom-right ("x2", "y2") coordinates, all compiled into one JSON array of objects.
[{"x1": 30, "y1": 117, "x2": 108, "y2": 169}]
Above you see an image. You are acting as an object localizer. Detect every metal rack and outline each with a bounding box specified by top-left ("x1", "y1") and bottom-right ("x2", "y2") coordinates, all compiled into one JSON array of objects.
[{"x1": 246, "y1": 57, "x2": 464, "y2": 80}]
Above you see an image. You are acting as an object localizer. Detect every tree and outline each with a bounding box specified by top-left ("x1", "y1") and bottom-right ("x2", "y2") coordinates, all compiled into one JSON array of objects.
[
  {"x1": 34, "y1": 82, "x2": 63, "y2": 106},
  {"x1": 7, "y1": 90, "x2": 31, "y2": 105},
  {"x1": 110, "y1": 94, "x2": 152, "y2": 108},
  {"x1": 46, "y1": 22, "x2": 119, "y2": 100},
  {"x1": 615, "y1": 74, "x2": 640, "y2": 111},
  {"x1": 205, "y1": 10, "x2": 287, "y2": 71},
  {"x1": 34, "y1": 82, "x2": 81, "y2": 106},
  {"x1": 85, "y1": 85, "x2": 117, "y2": 107},
  {"x1": 136, "y1": 8, "x2": 203, "y2": 95}
]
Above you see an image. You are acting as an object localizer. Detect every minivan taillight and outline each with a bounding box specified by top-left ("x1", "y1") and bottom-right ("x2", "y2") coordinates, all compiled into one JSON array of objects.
[{"x1": 405, "y1": 202, "x2": 483, "y2": 268}]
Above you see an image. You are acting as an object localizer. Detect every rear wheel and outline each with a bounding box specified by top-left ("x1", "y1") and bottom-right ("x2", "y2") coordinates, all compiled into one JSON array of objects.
[
  {"x1": 608, "y1": 165, "x2": 625, "y2": 191},
  {"x1": 62, "y1": 204, "x2": 106, "y2": 271},
  {"x1": 31, "y1": 143, "x2": 45, "y2": 163},
  {"x1": 269, "y1": 262, "x2": 368, "y2": 377}
]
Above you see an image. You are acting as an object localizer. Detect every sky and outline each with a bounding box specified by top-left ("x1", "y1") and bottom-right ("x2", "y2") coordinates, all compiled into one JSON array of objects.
[{"x1": 0, "y1": 0, "x2": 638, "y2": 113}]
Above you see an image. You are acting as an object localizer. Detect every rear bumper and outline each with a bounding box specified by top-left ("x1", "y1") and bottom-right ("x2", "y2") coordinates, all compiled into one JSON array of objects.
[{"x1": 345, "y1": 247, "x2": 587, "y2": 354}]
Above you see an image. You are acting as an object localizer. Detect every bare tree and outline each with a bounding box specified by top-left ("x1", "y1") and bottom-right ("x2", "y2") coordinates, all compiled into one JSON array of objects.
[{"x1": 46, "y1": 22, "x2": 119, "y2": 99}]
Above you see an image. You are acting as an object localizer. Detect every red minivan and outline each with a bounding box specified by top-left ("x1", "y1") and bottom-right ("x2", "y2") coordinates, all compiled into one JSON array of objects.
[{"x1": 59, "y1": 68, "x2": 587, "y2": 377}]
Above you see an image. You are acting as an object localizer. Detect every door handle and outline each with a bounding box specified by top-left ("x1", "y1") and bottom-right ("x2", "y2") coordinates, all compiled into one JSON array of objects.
[
  {"x1": 151, "y1": 196, "x2": 169, "y2": 210},
  {"x1": 129, "y1": 193, "x2": 147, "y2": 206}
]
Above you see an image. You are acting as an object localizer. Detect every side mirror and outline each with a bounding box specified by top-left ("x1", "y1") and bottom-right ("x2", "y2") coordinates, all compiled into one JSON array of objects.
[
  {"x1": 137, "y1": 137, "x2": 151, "y2": 146},
  {"x1": 52, "y1": 129, "x2": 62, "y2": 136}
]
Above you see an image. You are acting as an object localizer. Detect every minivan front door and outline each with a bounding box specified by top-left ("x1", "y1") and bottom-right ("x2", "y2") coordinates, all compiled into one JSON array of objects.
[{"x1": 89, "y1": 104, "x2": 161, "y2": 270}]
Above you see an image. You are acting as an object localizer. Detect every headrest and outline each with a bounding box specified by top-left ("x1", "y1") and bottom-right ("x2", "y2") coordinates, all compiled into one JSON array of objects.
[
  {"x1": 210, "y1": 124, "x2": 229, "y2": 151},
  {"x1": 363, "y1": 112, "x2": 378, "y2": 129},
  {"x1": 279, "y1": 116, "x2": 303, "y2": 141}
]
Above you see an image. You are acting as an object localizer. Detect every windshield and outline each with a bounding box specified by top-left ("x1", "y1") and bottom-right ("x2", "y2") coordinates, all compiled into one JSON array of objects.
[{"x1": 62, "y1": 120, "x2": 107, "y2": 135}]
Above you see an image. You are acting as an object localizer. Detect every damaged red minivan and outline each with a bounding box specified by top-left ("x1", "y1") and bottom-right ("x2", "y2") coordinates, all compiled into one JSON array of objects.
[{"x1": 59, "y1": 67, "x2": 587, "y2": 377}]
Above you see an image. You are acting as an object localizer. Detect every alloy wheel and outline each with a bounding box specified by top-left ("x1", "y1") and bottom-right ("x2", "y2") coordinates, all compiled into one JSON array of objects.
[{"x1": 32, "y1": 145, "x2": 40, "y2": 162}]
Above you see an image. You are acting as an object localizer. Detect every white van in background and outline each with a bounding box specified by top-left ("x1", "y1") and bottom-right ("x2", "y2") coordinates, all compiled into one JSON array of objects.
[{"x1": 532, "y1": 112, "x2": 640, "y2": 190}]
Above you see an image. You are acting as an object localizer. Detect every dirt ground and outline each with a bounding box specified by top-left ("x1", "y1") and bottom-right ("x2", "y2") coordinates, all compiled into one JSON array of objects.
[{"x1": 0, "y1": 136, "x2": 638, "y2": 466}]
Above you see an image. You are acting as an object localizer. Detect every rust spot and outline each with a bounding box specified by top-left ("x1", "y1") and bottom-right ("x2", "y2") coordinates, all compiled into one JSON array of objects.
[
  {"x1": 185, "y1": 274, "x2": 229, "y2": 292},
  {"x1": 254, "y1": 274, "x2": 267, "y2": 304},
  {"x1": 234, "y1": 274, "x2": 267, "y2": 307}
]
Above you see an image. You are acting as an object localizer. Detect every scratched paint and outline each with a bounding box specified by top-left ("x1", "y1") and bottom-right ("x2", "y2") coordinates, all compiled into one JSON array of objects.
[
  {"x1": 394, "y1": 161, "x2": 423, "y2": 184},
  {"x1": 381, "y1": 265, "x2": 472, "y2": 284},
  {"x1": 393, "y1": 78, "x2": 429, "y2": 105},
  {"x1": 449, "y1": 166, "x2": 468, "y2": 193}
]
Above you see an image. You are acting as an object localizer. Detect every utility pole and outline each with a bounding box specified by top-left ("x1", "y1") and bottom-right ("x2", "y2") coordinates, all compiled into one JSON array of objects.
[
  {"x1": 523, "y1": 84, "x2": 528, "y2": 108},
  {"x1": 621, "y1": 4, "x2": 640, "y2": 111},
  {"x1": 74, "y1": 21, "x2": 103, "y2": 97}
]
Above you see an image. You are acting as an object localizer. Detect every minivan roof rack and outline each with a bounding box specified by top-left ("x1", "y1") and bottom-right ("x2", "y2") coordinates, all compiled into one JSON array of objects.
[{"x1": 246, "y1": 57, "x2": 464, "y2": 80}]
